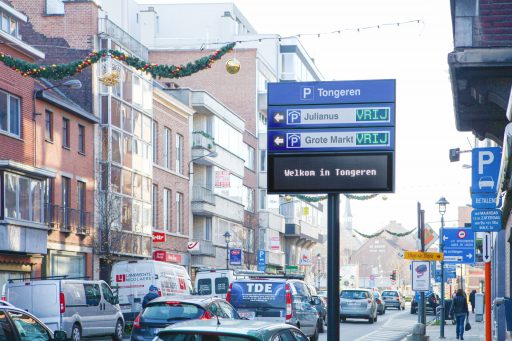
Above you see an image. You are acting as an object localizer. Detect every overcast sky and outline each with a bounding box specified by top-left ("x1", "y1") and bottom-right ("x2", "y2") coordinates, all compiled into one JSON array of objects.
[{"x1": 138, "y1": 0, "x2": 474, "y2": 233}]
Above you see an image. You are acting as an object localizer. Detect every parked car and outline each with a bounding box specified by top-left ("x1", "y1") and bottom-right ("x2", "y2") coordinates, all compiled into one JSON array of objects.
[
  {"x1": 411, "y1": 291, "x2": 440, "y2": 315},
  {"x1": 195, "y1": 269, "x2": 236, "y2": 298},
  {"x1": 381, "y1": 290, "x2": 405, "y2": 310},
  {"x1": 111, "y1": 260, "x2": 192, "y2": 321},
  {"x1": 340, "y1": 288, "x2": 378, "y2": 323},
  {"x1": 154, "y1": 319, "x2": 310, "y2": 341},
  {"x1": 372, "y1": 291, "x2": 386, "y2": 315},
  {"x1": 0, "y1": 300, "x2": 14, "y2": 307},
  {"x1": 227, "y1": 276, "x2": 320, "y2": 341},
  {"x1": 310, "y1": 295, "x2": 327, "y2": 332},
  {"x1": 5, "y1": 278, "x2": 124, "y2": 341},
  {"x1": 0, "y1": 305, "x2": 67, "y2": 340},
  {"x1": 131, "y1": 295, "x2": 240, "y2": 341}
]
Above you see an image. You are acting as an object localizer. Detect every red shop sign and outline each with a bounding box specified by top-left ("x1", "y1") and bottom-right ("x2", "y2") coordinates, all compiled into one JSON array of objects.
[
  {"x1": 153, "y1": 250, "x2": 182, "y2": 264},
  {"x1": 153, "y1": 231, "x2": 166, "y2": 243}
]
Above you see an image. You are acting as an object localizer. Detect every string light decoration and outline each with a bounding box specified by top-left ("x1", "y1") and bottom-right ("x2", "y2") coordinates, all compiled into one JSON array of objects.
[
  {"x1": 353, "y1": 227, "x2": 417, "y2": 239},
  {"x1": 0, "y1": 43, "x2": 236, "y2": 80}
]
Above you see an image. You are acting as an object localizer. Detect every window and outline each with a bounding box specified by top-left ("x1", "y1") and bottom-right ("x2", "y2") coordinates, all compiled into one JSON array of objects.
[
  {"x1": 45, "y1": 0, "x2": 65, "y2": 15},
  {"x1": 244, "y1": 144, "x2": 255, "y2": 170},
  {"x1": 101, "y1": 282, "x2": 116, "y2": 305},
  {"x1": 51, "y1": 252, "x2": 85, "y2": 278},
  {"x1": 176, "y1": 134, "x2": 183, "y2": 174},
  {"x1": 152, "y1": 184, "x2": 158, "y2": 228},
  {"x1": 45, "y1": 178, "x2": 54, "y2": 221},
  {"x1": 4, "y1": 173, "x2": 43, "y2": 223},
  {"x1": 84, "y1": 283, "x2": 101, "y2": 306},
  {"x1": 62, "y1": 177, "x2": 70, "y2": 228},
  {"x1": 163, "y1": 128, "x2": 171, "y2": 169},
  {"x1": 0, "y1": 311, "x2": 15, "y2": 340},
  {"x1": 0, "y1": 90, "x2": 20, "y2": 137},
  {"x1": 176, "y1": 192, "x2": 183, "y2": 234},
  {"x1": 78, "y1": 124, "x2": 85, "y2": 153},
  {"x1": 259, "y1": 189, "x2": 267, "y2": 210},
  {"x1": 62, "y1": 118, "x2": 70, "y2": 148},
  {"x1": 77, "y1": 181, "x2": 85, "y2": 228},
  {"x1": 152, "y1": 121, "x2": 158, "y2": 164},
  {"x1": 45, "y1": 110, "x2": 53, "y2": 141},
  {"x1": 205, "y1": 217, "x2": 212, "y2": 241},
  {"x1": 259, "y1": 149, "x2": 267, "y2": 172},
  {"x1": 163, "y1": 188, "x2": 171, "y2": 231},
  {"x1": 9, "y1": 311, "x2": 50, "y2": 341}
]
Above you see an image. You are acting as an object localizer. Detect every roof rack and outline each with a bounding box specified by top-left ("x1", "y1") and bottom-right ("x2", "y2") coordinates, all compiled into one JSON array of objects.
[
  {"x1": 242, "y1": 273, "x2": 305, "y2": 280},
  {"x1": 7, "y1": 276, "x2": 90, "y2": 283}
]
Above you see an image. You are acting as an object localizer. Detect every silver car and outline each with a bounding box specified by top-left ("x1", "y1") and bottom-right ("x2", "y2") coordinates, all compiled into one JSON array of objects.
[{"x1": 340, "y1": 289, "x2": 378, "y2": 323}]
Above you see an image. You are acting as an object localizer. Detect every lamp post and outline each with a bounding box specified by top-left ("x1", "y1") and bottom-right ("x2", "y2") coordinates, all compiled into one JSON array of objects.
[
  {"x1": 223, "y1": 231, "x2": 231, "y2": 270},
  {"x1": 436, "y1": 196, "x2": 449, "y2": 338},
  {"x1": 316, "y1": 253, "x2": 321, "y2": 290},
  {"x1": 188, "y1": 151, "x2": 218, "y2": 177}
]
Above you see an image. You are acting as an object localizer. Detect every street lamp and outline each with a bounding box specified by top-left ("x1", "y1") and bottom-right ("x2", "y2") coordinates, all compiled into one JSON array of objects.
[
  {"x1": 316, "y1": 253, "x2": 321, "y2": 290},
  {"x1": 33, "y1": 79, "x2": 83, "y2": 119},
  {"x1": 436, "y1": 196, "x2": 449, "y2": 338},
  {"x1": 188, "y1": 151, "x2": 218, "y2": 177},
  {"x1": 223, "y1": 231, "x2": 231, "y2": 269}
]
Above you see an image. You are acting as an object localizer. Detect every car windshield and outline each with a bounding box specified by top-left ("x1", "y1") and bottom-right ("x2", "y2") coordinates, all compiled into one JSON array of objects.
[
  {"x1": 382, "y1": 291, "x2": 398, "y2": 297},
  {"x1": 142, "y1": 302, "x2": 204, "y2": 321},
  {"x1": 158, "y1": 333, "x2": 254, "y2": 341},
  {"x1": 340, "y1": 291, "x2": 368, "y2": 299}
]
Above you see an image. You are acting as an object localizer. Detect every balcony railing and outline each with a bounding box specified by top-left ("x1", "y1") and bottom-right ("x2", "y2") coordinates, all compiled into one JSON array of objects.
[
  {"x1": 192, "y1": 132, "x2": 215, "y2": 151},
  {"x1": 98, "y1": 18, "x2": 149, "y2": 60},
  {"x1": 45, "y1": 204, "x2": 92, "y2": 235},
  {"x1": 192, "y1": 186, "x2": 215, "y2": 204}
]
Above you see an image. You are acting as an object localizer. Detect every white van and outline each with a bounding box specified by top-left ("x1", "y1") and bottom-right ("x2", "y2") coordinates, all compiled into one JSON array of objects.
[
  {"x1": 5, "y1": 278, "x2": 124, "y2": 340},
  {"x1": 194, "y1": 269, "x2": 264, "y2": 298},
  {"x1": 111, "y1": 260, "x2": 192, "y2": 321}
]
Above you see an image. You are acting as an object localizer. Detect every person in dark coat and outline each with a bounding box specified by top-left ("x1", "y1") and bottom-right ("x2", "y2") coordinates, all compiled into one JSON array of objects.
[
  {"x1": 469, "y1": 289, "x2": 476, "y2": 313},
  {"x1": 142, "y1": 285, "x2": 160, "y2": 309},
  {"x1": 450, "y1": 288, "x2": 469, "y2": 340}
]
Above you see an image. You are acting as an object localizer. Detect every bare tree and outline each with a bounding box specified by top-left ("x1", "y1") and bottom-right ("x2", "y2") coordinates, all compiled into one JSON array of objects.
[{"x1": 95, "y1": 162, "x2": 124, "y2": 284}]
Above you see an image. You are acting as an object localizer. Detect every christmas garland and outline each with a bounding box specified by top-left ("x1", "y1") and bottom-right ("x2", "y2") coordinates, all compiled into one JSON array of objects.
[
  {"x1": 353, "y1": 226, "x2": 416, "y2": 238},
  {"x1": 0, "y1": 42, "x2": 236, "y2": 80}
]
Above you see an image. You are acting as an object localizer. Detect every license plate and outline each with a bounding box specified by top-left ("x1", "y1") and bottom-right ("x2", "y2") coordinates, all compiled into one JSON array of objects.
[
  {"x1": 153, "y1": 328, "x2": 160, "y2": 335},
  {"x1": 348, "y1": 302, "x2": 359, "y2": 305},
  {"x1": 239, "y1": 311, "x2": 256, "y2": 319}
]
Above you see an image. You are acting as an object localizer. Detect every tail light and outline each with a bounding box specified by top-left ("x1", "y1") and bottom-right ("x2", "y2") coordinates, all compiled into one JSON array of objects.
[
  {"x1": 376, "y1": 299, "x2": 381, "y2": 304},
  {"x1": 367, "y1": 300, "x2": 372, "y2": 304},
  {"x1": 158, "y1": 290, "x2": 162, "y2": 297},
  {"x1": 395, "y1": 297, "x2": 400, "y2": 301},
  {"x1": 285, "y1": 284, "x2": 292, "y2": 321},
  {"x1": 201, "y1": 310, "x2": 213, "y2": 320},
  {"x1": 133, "y1": 313, "x2": 141, "y2": 329},
  {"x1": 59, "y1": 292, "x2": 65, "y2": 314},
  {"x1": 226, "y1": 283, "x2": 233, "y2": 302},
  {"x1": 1, "y1": 296, "x2": 6, "y2": 301}
]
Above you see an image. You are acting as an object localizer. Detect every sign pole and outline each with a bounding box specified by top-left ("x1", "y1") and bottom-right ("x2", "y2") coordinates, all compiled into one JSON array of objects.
[
  {"x1": 327, "y1": 193, "x2": 340, "y2": 341},
  {"x1": 440, "y1": 212, "x2": 446, "y2": 338},
  {"x1": 485, "y1": 244, "x2": 492, "y2": 341}
]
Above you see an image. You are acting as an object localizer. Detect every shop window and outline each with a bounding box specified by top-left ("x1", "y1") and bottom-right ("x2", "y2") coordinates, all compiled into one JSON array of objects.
[{"x1": 3, "y1": 173, "x2": 43, "y2": 223}]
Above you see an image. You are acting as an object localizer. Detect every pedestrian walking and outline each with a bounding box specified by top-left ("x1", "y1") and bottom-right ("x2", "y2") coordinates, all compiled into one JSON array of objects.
[
  {"x1": 142, "y1": 285, "x2": 160, "y2": 309},
  {"x1": 450, "y1": 288, "x2": 469, "y2": 340},
  {"x1": 469, "y1": 289, "x2": 476, "y2": 313}
]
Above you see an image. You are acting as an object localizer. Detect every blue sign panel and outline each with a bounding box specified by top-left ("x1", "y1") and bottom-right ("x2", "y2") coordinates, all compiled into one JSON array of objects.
[
  {"x1": 268, "y1": 79, "x2": 396, "y2": 105},
  {"x1": 257, "y1": 250, "x2": 266, "y2": 272},
  {"x1": 268, "y1": 103, "x2": 395, "y2": 129},
  {"x1": 471, "y1": 147, "x2": 502, "y2": 194},
  {"x1": 229, "y1": 249, "x2": 242, "y2": 266},
  {"x1": 442, "y1": 228, "x2": 475, "y2": 264},
  {"x1": 268, "y1": 128, "x2": 395, "y2": 152},
  {"x1": 472, "y1": 192, "x2": 502, "y2": 209},
  {"x1": 471, "y1": 209, "x2": 502, "y2": 232}
]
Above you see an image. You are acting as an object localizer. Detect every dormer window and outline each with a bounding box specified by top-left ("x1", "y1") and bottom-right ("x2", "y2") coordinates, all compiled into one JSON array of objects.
[{"x1": 0, "y1": 11, "x2": 18, "y2": 38}]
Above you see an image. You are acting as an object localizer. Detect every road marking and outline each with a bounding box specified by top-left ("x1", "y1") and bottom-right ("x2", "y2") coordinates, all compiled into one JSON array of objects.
[{"x1": 353, "y1": 310, "x2": 414, "y2": 341}]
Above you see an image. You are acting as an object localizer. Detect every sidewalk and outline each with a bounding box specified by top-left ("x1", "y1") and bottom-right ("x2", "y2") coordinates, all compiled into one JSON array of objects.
[{"x1": 425, "y1": 313, "x2": 485, "y2": 341}]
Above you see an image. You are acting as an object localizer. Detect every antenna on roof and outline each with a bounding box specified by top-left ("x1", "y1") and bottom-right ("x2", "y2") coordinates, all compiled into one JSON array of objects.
[{"x1": 216, "y1": 311, "x2": 221, "y2": 326}]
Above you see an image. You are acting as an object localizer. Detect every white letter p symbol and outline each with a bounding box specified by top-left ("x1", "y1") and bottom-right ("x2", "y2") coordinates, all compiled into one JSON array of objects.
[{"x1": 478, "y1": 151, "x2": 494, "y2": 174}]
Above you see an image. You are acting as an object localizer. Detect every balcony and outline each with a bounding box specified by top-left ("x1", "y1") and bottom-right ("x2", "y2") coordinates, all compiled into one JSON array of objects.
[
  {"x1": 285, "y1": 220, "x2": 319, "y2": 242},
  {"x1": 192, "y1": 131, "x2": 215, "y2": 152},
  {"x1": 258, "y1": 210, "x2": 285, "y2": 234},
  {"x1": 268, "y1": 251, "x2": 285, "y2": 267},
  {"x1": 192, "y1": 191, "x2": 244, "y2": 223},
  {"x1": 98, "y1": 18, "x2": 149, "y2": 60},
  {"x1": 45, "y1": 204, "x2": 92, "y2": 236},
  {"x1": 188, "y1": 239, "x2": 215, "y2": 257}
]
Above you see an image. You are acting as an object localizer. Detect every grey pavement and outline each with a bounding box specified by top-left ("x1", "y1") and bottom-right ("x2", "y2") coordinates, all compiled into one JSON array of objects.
[{"x1": 422, "y1": 312, "x2": 485, "y2": 341}]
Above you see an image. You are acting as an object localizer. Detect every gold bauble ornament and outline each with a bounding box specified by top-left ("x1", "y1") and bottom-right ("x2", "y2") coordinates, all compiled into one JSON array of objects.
[
  {"x1": 225, "y1": 58, "x2": 241, "y2": 74},
  {"x1": 99, "y1": 70, "x2": 120, "y2": 87}
]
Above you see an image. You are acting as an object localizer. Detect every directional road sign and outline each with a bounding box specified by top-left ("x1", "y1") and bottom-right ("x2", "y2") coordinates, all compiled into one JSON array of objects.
[
  {"x1": 472, "y1": 192, "x2": 502, "y2": 209},
  {"x1": 471, "y1": 208, "x2": 502, "y2": 232},
  {"x1": 482, "y1": 232, "x2": 492, "y2": 263},
  {"x1": 442, "y1": 228, "x2": 475, "y2": 264},
  {"x1": 472, "y1": 147, "x2": 502, "y2": 194},
  {"x1": 268, "y1": 103, "x2": 395, "y2": 129},
  {"x1": 403, "y1": 250, "x2": 443, "y2": 261}
]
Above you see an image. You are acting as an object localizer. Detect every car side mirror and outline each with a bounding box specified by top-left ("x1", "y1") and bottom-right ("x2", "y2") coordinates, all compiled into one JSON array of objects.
[
  {"x1": 311, "y1": 297, "x2": 321, "y2": 305},
  {"x1": 53, "y1": 330, "x2": 67, "y2": 341}
]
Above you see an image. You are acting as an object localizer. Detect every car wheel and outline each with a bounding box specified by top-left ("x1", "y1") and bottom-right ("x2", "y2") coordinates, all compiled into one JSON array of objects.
[
  {"x1": 340, "y1": 317, "x2": 346, "y2": 323},
  {"x1": 368, "y1": 316, "x2": 374, "y2": 324},
  {"x1": 71, "y1": 323, "x2": 81, "y2": 341},
  {"x1": 310, "y1": 325, "x2": 319, "y2": 341},
  {"x1": 383, "y1": 308, "x2": 386, "y2": 315},
  {"x1": 374, "y1": 315, "x2": 378, "y2": 322},
  {"x1": 111, "y1": 319, "x2": 123, "y2": 341},
  {"x1": 318, "y1": 319, "x2": 324, "y2": 333}
]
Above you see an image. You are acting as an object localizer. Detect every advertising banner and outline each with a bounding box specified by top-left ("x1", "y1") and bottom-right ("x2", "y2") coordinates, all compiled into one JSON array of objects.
[
  {"x1": 152, "y1": 231, "x2": 166, "y2": 243},
  {"x1": 270, "y1": 236, "x2": 280, "y2": 250},
  {"x1": 299, "y1": 251, "x2": 311, "y2": 266},
  {"x1": 230, "y1": 248, "x2": 242, "y2": 265},
  {"x1": 411, "y1": 261, "x2": 430, "y2": 291},
  {"x1": 215, "y1": 170, "x2": 231, "y2": 187}
]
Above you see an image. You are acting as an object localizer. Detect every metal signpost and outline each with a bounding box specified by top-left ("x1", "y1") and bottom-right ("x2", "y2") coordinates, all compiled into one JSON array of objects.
[{"x1": 267, "y1": 79, "x2": 396, "y2": 341}]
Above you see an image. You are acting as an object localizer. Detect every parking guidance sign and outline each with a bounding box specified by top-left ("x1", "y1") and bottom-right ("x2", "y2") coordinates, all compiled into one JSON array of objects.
[
  {"x1": 267, "y1": 79, "x2": 395, "y2": 194},
  {"x1": 442, "y1": 228, "x2": 475, "y2": 264}
]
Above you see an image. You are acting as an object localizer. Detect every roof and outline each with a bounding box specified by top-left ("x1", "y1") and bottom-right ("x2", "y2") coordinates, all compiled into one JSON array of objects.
[
  {"x1": 149, "y1": 295, "x2": 220, "y2": 307},
  {"x1": 158, "y1": 319, "x2": 292, "y2": 337}
]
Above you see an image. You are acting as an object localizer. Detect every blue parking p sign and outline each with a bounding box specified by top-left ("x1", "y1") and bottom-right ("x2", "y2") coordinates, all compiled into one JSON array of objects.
[{"x1": 472, "y1": 147, "x2": 502, "y2": 194}]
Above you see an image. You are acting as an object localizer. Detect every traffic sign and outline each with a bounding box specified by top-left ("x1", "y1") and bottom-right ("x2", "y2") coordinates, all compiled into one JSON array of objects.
[
  {"x1": 471, "y1": 147, "x2": 502, "y2": 194},
  {"x1": 411, "y1": 261, "x2": 431, "y2": 292},
  {"x1": 257, "y1": 250, "x2": 266, "y2": 272},
  {"x1": 442, "y1": 228, "x2": 475, "y2": 263},
  {"x1": 268, "y1": 103, "x2": 395, "y2": 129},
  {"x1": 471, "y1": 208, "x2": 502, "y2": 232},
  {"x1": 482, "y1": 232, "x2": 492, "y2": 263},
  {"x1": 403, "y1": 250, "x2": 443, "y2": 261},
  {"x1": 472, "y1": 192, "x2": 502, "y2": 209},
  {"x1": 268, "y1": 79, "x2": 396, "y2": 105},
  {"x1": 424, "y1": 224, "x2": 439, "y2": 251},
  {"x1": 268, "y1": 128, "x2": 394, "y2": 152}
]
